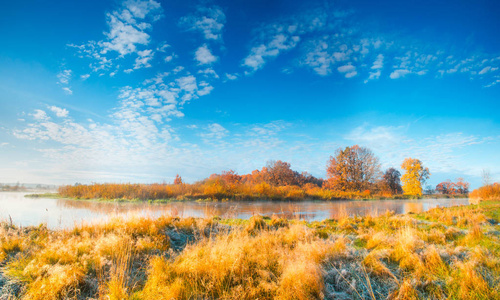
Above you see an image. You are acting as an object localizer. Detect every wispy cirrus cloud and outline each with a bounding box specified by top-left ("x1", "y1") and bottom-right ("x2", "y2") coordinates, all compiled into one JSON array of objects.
[
  {"x1": 57, "y1": 69, "x2": 73, "y2": 95},
  {"x1": 179, "y1": 6, "x2": 226, "y2": 41},
  {"x1": 344, "y1": 124, "x2": 498, "y2": 177}
]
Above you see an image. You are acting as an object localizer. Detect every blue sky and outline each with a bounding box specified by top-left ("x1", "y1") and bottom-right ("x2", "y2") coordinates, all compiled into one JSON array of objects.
[{"x1": 0, "y1": 0, "x2": 499, "y2": 188}]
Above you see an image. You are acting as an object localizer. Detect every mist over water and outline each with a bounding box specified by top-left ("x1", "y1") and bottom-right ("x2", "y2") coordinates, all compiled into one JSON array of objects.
[{"x1": 0, "y1": 192, "x2": 469, "y2": 229}]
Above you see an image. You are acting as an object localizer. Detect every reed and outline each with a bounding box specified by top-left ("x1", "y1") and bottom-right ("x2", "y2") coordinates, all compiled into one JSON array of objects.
[{"x1": 0, "y1": 201, "x2": 498, "y2": 299}]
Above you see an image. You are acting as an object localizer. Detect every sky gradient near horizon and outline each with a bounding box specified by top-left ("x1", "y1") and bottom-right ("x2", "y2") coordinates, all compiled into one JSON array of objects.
[{"x1": 0, "y1": 0, "x2": 499, "y2": 188}]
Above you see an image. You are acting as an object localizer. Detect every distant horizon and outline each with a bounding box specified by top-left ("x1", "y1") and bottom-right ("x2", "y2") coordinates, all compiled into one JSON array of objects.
[{"x1": 0, "y1": 0, "x2": 499, "y2": 189}]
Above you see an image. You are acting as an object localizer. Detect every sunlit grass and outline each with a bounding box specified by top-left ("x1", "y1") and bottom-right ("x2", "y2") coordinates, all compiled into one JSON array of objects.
[{"x1": 0, "y1": 202, "x2": 499, "y2": 299}]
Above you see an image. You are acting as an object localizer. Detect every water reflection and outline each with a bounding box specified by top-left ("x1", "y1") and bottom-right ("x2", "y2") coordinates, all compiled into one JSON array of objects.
[{"x1": 0, "y1": 192, "x2": 469, "y2": 229}]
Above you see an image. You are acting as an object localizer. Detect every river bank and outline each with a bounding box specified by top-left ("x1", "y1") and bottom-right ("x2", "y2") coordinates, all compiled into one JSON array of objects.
[
  {"x1": 26, "y1": 192, "x2": 469, "y2": 203},
  {"x1": 1, "y1": 201, "x2": 498, "y2": 299}
]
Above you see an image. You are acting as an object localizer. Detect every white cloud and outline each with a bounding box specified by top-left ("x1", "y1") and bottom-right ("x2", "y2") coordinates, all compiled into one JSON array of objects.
[
  {"x1": 173, "y1": 66, "x2": 184, "y2": 73},
  {"x1": 57, "y1": 69, "x2": 73, "y2": 94},
  {"x1": 62, "y1": 87, "x2": 73, "y2": 95},
  {"x1": 345, "y1": 125, "x2": 404, "y2": 146},
  {"x1": 180, "y1": 6, "x2": 226, "y2": 41},
  {"x1": 124, "y1": 0, "x2": 162, "y2": 19},
  {"x1": 201, "y1": 123, "x2": 228, "y2": 140},
  {"x1": 337, "y1": 64, "x2": 357, "y2": 78},
  {"x1": 337, "y1": 64, "x2": 355, "y2": 73},
  {"x1": 243, "y1": 33, "x2": 300, "y2": 72},
  {"x1": 250, "y1": 121, "x2": 291, "y2": 137},
  {"x1": 69, "y1": 0, "x2": 163, "y2": 75},
  {"x1": 198, "y1": 68, "x2": 219, "y2": 79},
  {"x1": 479, "y1": 66, "x2": 491, "y2": 75},
  {"x1": 57, "y1": 70, "x2": 72, "y2": 85},
  {"x1": 197, "y1": 81, "x2": 214, "y2": 96},
  {"x1": 389, "y1": 69, "x2": 411, "y2": 79},
  {"x1": 225, "y1": 73, "x2": 238, "y2": 80},
  {"x1": 134, "y1": 49, "x2": 154, "y2": 69},
  {"x1": 176, "y1": 75, "x2": 198, "y2": 94},
  {"x1": 68, "y1": 42, "x2": 113, "y2": 72},
  {"x1": 364, "y1": 70, "x2": 381, "y2": 83},
  {"x1": 195, "y1": 45, "x2": 218, "y2": 65},
  {"x1": 371, "y1": 54, "x2": 384, "y2": 70},
  {"x1": 240, "y1": 9, "x2": 332, "y2": 73},
  {"x1": 100, "y1": 0, "x2": 162, "y2": 56},
  {"x1": 345, "y1": 71, "x2": 357, "y2": 78},
  {"x1": 81, "y1": 74, "x2": 90, "y2": 80},
  {"x1": 364, "y1": 54, "x2": 384, "y2": 83},
  {"x1": 48, "y1": 106, "x2": 69, "y2": 118},
  {"x1": 32, "y1": 110, "x2": 49, "y2": 121}
]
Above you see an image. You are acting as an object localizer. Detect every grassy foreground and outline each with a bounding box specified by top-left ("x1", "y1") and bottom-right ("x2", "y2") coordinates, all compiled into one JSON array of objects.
[{"x1": 1, "y1": 203, "x2": 499, "y2": 299}]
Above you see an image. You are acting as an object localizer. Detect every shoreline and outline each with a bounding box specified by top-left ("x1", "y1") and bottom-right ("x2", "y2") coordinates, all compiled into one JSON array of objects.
[{"x1": 24, "y1": 192, "x2": 470, "y2": 203}]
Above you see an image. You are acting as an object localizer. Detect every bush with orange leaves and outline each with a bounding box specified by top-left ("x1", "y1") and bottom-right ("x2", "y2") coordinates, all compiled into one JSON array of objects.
[{"x1": 470, "y1": 183, "x2": 500, "y2": 202}]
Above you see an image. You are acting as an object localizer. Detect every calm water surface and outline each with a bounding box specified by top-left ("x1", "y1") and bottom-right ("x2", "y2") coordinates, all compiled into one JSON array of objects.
[{"x1": 0, "y1": 192, "x2": 469, "y2": 229}]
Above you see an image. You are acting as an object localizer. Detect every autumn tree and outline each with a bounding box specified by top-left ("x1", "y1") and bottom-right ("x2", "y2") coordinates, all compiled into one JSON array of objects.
[
  {"x1": 435, "y1": 180, "x2": 455, "y2": 194},
  {"x1": 173, "y1": 174, "x2": 183, "y2": 185},
  {"x1": 220, "y1": 170, "x2": 242, "y2": 185},
  {"x1": 326, "y1": 145, "x2": 381, "y2": 191},
  {"x1": 455, "y1": 177, "x2": 470, "y2": 194},
  {"x1": 263, "y1": 160, "x2": 297, "y2": 186},
  {"x1": 435, "y1": 178, "x2": 469, "y2": 195},
  {"x1": 382, "y1": 168, "x2": 402, "y2": 194},
  {"x1": 295, "y1": 171, "x2": 324, "y2": 187},
  {"x1": 241, "y1": 169, "x2": 265, "y2": 184},
  {"x1": 400, "y1": 158, "x2": 430, "y2": 197}
]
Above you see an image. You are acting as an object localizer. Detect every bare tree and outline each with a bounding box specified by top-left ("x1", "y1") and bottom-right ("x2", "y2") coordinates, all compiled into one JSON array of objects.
[{"x1": 482, "y1": 169, "x2": 491, "y2": 186}]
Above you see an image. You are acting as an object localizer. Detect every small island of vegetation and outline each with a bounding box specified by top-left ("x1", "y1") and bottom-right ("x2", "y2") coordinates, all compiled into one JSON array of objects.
[{"x1": 43, "y1": 145, "x2": 472, "y2": 202}]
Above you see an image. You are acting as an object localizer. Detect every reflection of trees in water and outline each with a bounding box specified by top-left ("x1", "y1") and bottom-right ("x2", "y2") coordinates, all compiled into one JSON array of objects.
[
  {"x1": 328, "y1": 201, "x2": 424, "y2": 219},
  {"x1": 57, "y1": 199, "x2": 172, "y2": 215},
  {"x1": 404, "y1": 202, "x2": 424, "y2": 214},
  {"x1": 57, "y1": 198, "x2": 469, "y2": 222}
]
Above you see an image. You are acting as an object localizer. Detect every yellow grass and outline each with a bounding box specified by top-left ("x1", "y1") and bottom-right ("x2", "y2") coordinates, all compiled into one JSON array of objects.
[{"x1": 0, "y1": 202, "x2": 499, "y2": 299}]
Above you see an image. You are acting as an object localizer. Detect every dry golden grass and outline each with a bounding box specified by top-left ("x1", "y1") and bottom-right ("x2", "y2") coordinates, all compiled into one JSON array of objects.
[
  {"x1": 57, "y1": 181, "x2": 401, "y2": 202},
  {"x1": 0, "y1": 201, "x2": 499, "y2": 299}
]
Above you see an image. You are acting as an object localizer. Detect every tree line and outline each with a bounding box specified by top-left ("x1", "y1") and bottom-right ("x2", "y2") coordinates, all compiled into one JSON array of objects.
[{"x1": 59, "y1": 145, "x2": 471, "y2": 201}]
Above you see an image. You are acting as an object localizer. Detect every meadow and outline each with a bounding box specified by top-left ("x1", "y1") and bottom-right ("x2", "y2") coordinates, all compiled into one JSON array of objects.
[{"x1": 1, "y1": 200, "x2": 499, "y2": 299}]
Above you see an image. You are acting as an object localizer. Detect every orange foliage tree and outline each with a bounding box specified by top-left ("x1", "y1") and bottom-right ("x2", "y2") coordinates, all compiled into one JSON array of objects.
[
  {"x1": 173, "y1": 174, "x2": 183, "y2": 185},
  {"x1": 435, "y1": 178, "x2": 469, "y2": 195},
  {"x1": 326, "y1": 145, "x2": 381, "y2": 192},
  {"x1": 263, "y1": 160, "x2": 297, "y2": 186}
]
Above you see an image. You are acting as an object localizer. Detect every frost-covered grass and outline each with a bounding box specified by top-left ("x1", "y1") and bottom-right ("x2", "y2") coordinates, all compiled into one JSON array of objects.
[{"x1": 1, "y1": 202, "x2": 499, "y2": 299}]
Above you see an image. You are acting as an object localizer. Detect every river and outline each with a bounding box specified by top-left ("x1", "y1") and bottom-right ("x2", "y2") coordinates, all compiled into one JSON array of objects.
[{"x1": 0, "y1": 192, "x2": 469, "y2": 229}]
